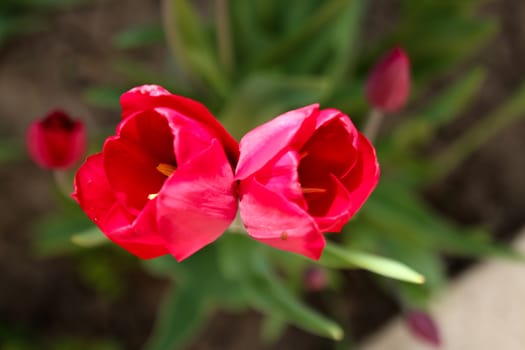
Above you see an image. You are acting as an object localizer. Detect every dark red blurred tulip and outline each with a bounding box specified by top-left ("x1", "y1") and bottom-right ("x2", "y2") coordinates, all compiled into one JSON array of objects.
[
  {"x1": 304, "y1": 267, "x2": 328, "y2": 292},
  {"x1": 365, "y1": 47, "x2": 411, "y2": 113},
  {"x1": 27, "y1": 109, "x2": 86, "y2": 170},
  {"x1": 405, "y1": 310, "x2": 441, "y2": 347}
]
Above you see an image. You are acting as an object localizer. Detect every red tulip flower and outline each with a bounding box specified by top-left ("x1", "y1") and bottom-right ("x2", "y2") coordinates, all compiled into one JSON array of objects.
[
  {"x1": 365, "y1": 46, "x2": 411, "y2": 113},
  {"x1": 405, "y1": 310, "x2": 441, "y2": 347},
  {"x1": 304, "y1": 266, "x2": 328, "y2": 292},
  {"x1": 27, "y1": 110, "x2": 86, "y2": 169},
  {"x1": 235, "y1": 104, "x2": 379, "y2": 259},
  {"x1": 73, "y1": 85, "x2": 239, "y2": 261}
]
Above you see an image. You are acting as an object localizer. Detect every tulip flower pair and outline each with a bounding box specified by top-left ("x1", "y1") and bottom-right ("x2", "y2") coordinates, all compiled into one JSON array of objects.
[{"x1": 70, "y1": 85, "x2": 379, "y2": 261}]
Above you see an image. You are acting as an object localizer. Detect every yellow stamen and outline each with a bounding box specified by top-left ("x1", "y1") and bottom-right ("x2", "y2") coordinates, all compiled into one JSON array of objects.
[
  {"x1": 301, "y1": 187, "x2": 327, "y2": 194},
  {"x1": 148, "y1": 193, "x2": 158, "y2": 200},
  {"x1": 156, "y1": 163, "x2": 177, "y2": 177}
]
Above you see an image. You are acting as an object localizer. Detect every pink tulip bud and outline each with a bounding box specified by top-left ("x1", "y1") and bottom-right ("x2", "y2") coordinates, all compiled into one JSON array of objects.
[
  {"x1": 304, "y1": 267, "x2": 328, "y2": 292},
  {"x1": 365, "y1": 47, "x2": 411, "y2": 113},
  {"x1": 27, "y1": 109, "x2": 86, "y2": 170},
  {"x1": 405, "y1": 310, "x2": 441, "y2": 347}
]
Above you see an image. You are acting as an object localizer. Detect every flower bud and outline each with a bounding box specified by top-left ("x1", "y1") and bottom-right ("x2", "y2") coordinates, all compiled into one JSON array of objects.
[
  {"x1": 365, "y1": 47, "x2": 411, "y2": 113},
  {"x1": 304, "y1": 267, "x2": 328, "y2": 292},
  {"x1": 27, "y1": 109, "x2": 86, "y2": 170},
  {"x1": 405, "y1": 310, "x2": 441, "y2": 347}
]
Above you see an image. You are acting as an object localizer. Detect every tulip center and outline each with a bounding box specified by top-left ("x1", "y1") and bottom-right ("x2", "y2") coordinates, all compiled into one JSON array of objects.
[
  {"x1": 156, "y1": 163, "x2": 177, "y2": 177},
  {"x1": 146, "y1": 163, "x2": 177, "y2": 201},
  {"x1": 301, "y1": 187, "x2": 327, "y2": 194}
]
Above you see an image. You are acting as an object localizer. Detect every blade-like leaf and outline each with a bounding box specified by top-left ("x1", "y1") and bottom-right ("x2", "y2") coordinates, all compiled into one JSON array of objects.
[
  {"x1": 319, "y1": 242, "x2": 425, "y2": 284},
  {"x1": 389, "y1": 66, "x2": 487, "y2": 152},
  {"x1": 83, "y1": 86, "x2": 122, "y2": 109},
  {"x1": 70, "y1": 226, "x2": 108, "y2": 247},
  {"x1": 431, "y1": 79, "x2": 525, "y2": 181},
  {"x1": 144, "y1": 283, "x2": 210, "y2": 350},
  {"x1": 363, "y1": 180, "x2": 522, "y2": 259},
  {"x1": 324, "y1": 0, "x2": 365, "y2": 93},
  {"x1": 219, "y1": 74, "x2": 328, "y2": 138},
  {"x1": 162, "y1": 0, "x2": 230, "y2": 96},
  {"x1": 245, "y1": 267, "x2": 343, "y2": 340},
  {"x1": 112, "y1": 24, "x2": 164, "y2": 49},
  {"x1": 254, "y1": 0, "x2": 352, "y2": 68}
]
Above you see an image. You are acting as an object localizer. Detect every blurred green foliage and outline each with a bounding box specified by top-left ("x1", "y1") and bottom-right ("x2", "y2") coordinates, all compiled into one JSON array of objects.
[{"x1": 25, "y1": 0, "x2": 525, "y2": 348}]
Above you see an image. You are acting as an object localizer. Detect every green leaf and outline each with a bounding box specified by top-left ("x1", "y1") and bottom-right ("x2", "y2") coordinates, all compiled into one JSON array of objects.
[
  {"x1": 162, "y1": 0, "x2": 229, "y2": 96},
  {"x1": 431, "y1": 79, "x2": 525, "y2": 181},
  {"x1": 324, "y1": 0, "x2": 366, "y2": 93},
  {"x1": 219, "y1": 74, "x2": 328, "y2": 138},
  {"x1": 389, "y1": 66, "x2": 487, "y2": 152},
  {"x1": 217, "y1": 233, "x2": 260, "y2": 279},
  {"x1": 111, "y1": 59, "x2": 172, "y2": 88},
  {"x1": 144, "y1": 283, "x2": 210, "y2": 350},
  {"x1": 112, "y1": 24, "x2": 164, "y2": 49},
  {"x1": 254, "y1": 0, "x2": 353, "y2": 68},
  {"x1": 32, "y1": 206, "x2": 93, "y2": 257},
  {"x1": 142, "y1": 254, "x2": 186, "y2": 281},
  {"x1": 83, "y1": 86, "x2": 122, "y2": 109},
  {"x1": 364, "y1": 180, "x2": 521, "y2": 259},
  {"x1": 70, "y1": 226, "x2": 108, "y2": 248},
  {"x1": 0, "y1": 138, "x2": 23, "y2": 164},
  {"x1": 245, "y1": 266, "x2": 343, "y2": 340},
  {"x1": 260, "y1": 314, "x2": 287, "y2": 345},
  {"x1": 319, "y1": 242, "x2": 425, "y2": 284},
  {"x1": 418, "y1": 67, "x2": 487, "y2": 125}
]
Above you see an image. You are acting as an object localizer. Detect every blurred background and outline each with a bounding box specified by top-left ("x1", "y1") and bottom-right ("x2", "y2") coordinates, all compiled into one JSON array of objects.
[{"x1": 1, "y1": 0, "x2": 525, "y2": 349}]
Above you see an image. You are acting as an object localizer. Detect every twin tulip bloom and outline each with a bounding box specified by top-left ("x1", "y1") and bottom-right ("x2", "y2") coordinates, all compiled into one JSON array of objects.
[
  {"x1": 28, "y1": 45, "x2": 410, "y2": 261},
  {"x1": 67, "y1": 85, "x2": 379, "y2": 261}
]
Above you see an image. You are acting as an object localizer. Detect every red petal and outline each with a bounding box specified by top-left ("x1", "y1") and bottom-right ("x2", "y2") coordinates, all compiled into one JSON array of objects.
[
  {"x1": 104, "y1": 110, "x2": 177, "y2": 214},
  {"x1": 239, "y1": 177, "x2": 325, "y2": 260},
  {"x1": 154, "y1": 107, "x2": 219, "y2": 165},
  {"x1": 311, "y1": 175, "x2": 353, "y2": 232},
  {"x1": 299, "y1": 111, "x2": 358, "y2": 179},
  {"x1": 103, "y1": 136, "x2": 167, "y2": 214},
  {"x1": 254, "y1": 150, "x2": 306, "y2": 209},
  {"x1": 236, "y1": 104, "x2": 319, "y2": 180},
  {"x1": 120, "y1": 84, "x2": 239, "y2": 164},
  {"x1": 342, "y1": 133, "x2": 380, "y2": 216},
  {"x1": 156, "y1": 138, "x2": 237, "y2": 261},
  {"x1": 72, "y1": 154, "x2": 169, "y2": 259},
  {"x1": 116, "y1": 110, "x2": 176, "y2": 165}
]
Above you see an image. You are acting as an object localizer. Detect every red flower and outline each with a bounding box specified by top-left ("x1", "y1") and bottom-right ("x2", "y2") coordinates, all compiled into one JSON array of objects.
[
  {"x1": 235, "y1": 104, "x2": 379, "y2": 259},
  {"x1": 73, "y1": 85, "x2": 239, "y2": 261},
  {"x1": 405, "y1": 310, "x2": 441, "y2": 347},
  {"x1": 304, "y1": 266, "x2": 328, "y2": 292},
  {"x1": 27, "y1": 110, "x2": 86, "y2": 169},
  {"x1": 365, "y1": 46, "x2": 411, "y2": 113}
]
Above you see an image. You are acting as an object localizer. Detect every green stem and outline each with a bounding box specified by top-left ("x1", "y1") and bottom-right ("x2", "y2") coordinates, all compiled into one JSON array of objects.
[
  {"x1": 254, "y1": 0, "x2": 351, "y2": 68},
  {"x1": 363, "y1": 108, "x2": 384, "y2": 143},
  {"x1": 216, "y1": 0, "x2": 234, "y2": 75},
  {"x1": 53, "y1": 170, "x2": 73, "y2": 198},
  {"x1": 161, "y1": 0, "x2": 178, "y2": 63}
]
